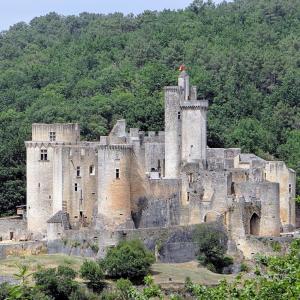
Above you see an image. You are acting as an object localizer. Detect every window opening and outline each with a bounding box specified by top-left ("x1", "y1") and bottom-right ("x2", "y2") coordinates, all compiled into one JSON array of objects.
[
  {"x1": 76, "y1": 166, "x2": 81, "y2": 177},
  {"x1": 116, "y1": 169, "x2": 120, "y2": 179},
  {"x1": 187, "y1": 192, "x2": 190, "y2": 202},
  {"x1": 40, "y1": 149, "x2": 48, "y2": 161},
  {"x1": 289, "y1": 184, "x2": 292, "y2": 193},
  {"x1": 10, "y1": 232, "x2": 14, "y2": 240},
  {"x1": 49, "y1": 131, "x2": 56, "y2": 141},
  {"x1": 89, "y1": 165, "x2": 95, "y2": 175},
  {"x1": 188, "y1": 173, "x2": 193, "y2": 183},
  {"x1": 177, "y1": 111, "x2": 181, "y2": 120},
  {"x1": 74, "y1": 183, "x2": 78, "y2": 191}
]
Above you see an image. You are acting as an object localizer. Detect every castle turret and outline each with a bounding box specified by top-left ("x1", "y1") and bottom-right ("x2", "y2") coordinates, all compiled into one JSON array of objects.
[
  {"x1": 26, "y1": 123, "x2": 80, "y2": 237},
  {"x1": 178, "y1": 65, "x2": 190, "y2": 100},
  {"x1": 164, "y1": 85, "x2": 181, "y2": 178},
  {"x1": 97, "y1": 120, "x2": 134, "y2": 230},
  {"x1": 164, "y1": 66, "x2": 208, "y2": 178}
]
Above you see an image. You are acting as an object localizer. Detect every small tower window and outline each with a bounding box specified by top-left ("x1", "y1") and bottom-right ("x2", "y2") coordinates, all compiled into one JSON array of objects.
[
  {"x1": 289, "y1": 184, "x2": 292, "y2": 194},
  {"x1": 40, "y1": 149, "x2": 48, "y2": 161},
  {"x1": 187, "y1": 192, "x2": 190, "y2": 202},
  {"x1": 76, "y1": 166, "x2": 81, "y2": 177},
  {"x1": 49, "y1": 131, "x2": 56, "y2": 142},
  {"x1": 116, "y1": 169, "x2": 120, "y2": 179},
  {"x1": 74, "y1": 183, "x2": 78, "y2": 191},
  {"x1": 177, "y1": 112, "x2": 181, "y2": 120},
  {"x1": 89, "y1": 165, "x2": 95, "y2": 175}
]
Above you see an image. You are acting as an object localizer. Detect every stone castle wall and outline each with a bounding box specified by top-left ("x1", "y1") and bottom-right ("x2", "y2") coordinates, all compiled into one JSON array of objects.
[{"x1": 0, "y1": 217, "x2": 27, "y2": 241}]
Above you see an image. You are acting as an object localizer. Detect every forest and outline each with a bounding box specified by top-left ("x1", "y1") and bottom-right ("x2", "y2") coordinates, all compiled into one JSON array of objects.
[{"x1": 0, "y1": 0, "x2": 299, "y2": 215}]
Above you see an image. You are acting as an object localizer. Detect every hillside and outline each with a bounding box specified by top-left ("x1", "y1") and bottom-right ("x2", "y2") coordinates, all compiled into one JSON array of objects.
[{"x1": 0, "y1": 0, "x2": 299, "y2": 215}]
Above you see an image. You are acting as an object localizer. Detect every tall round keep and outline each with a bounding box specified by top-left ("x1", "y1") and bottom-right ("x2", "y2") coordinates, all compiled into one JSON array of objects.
[
  {"x1": 97, "y1": 145, "x2": 133, "y2": 229},
  {"x1": 259, "y1": 182, "x2": 281, "y2": 236}
]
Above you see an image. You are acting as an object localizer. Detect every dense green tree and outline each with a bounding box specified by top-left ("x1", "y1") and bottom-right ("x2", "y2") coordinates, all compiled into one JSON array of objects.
[
  {"x1": 0, "y1": 0, "x2": 299, "y2": 215},
  {"x1": 193, "y1": 223, "x2": 233, "y2": 273},
  {"x1": 80, "y1": 260, "x2": 105, "y2": 292},
  {"x1": 102, "y1": 240, "x2": 155, "y2": 279},
  {"x1": 33, "y1": 266, "x2": 79, "y2": 300}
]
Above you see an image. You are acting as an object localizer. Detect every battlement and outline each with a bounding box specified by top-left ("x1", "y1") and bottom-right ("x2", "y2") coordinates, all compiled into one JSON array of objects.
[
  {"x1": 181, "y1": 100, "x2": 209, "y2": 109},
  {"x1": 164, "y1": 86, "x2": 180, "y2": 93}
]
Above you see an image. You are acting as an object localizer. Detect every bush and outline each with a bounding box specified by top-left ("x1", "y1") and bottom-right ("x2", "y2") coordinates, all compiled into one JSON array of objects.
[
  {"x1": 270, "y1": 241, "x2": 282, "y2": 252},
  {"x1": 0, "y1": 283, "x2": 10, "y2": 300},
  {"x1": 79, "y1": 260, "x2": 105, "y2": 292},
  {"x1": 115, "y1": 278, "x2": 133, "y2": 299},
  {"x1": 193, "y1": 223, "x2": 233, "y2": 273},
  {"x1": 240, "y1": 262, "x2": 249, "y2": 272},
  {"x1": 33, "y1": 266, "x2": 79, "y2": 300},
  {"x1": 103, "y1": 240, "x2": 155, "y2": 280}
]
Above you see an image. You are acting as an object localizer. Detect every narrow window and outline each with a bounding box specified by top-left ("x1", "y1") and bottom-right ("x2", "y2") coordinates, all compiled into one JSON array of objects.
[
  {"x1": 40, "y1": 149, "x2": 48, "y2": 161},
  {"x1": 289, "y1": 184, "x2": 292, "y2": 193},
  {"x1": 74, "y1": 183, "x2": 78, "y2": 192},
  {"x1": 49, "y1": 131, "x2": 56, "y2": 142},
  {"x1": 116, "y1": 168, "x2": 120, "y2": 179},
  {"x1": 10, "y1": 232, "x2": 14, "y2": 240},
  {"x1": 76, "y1": 166, "x2": 81, "y2": 177},
  {"x1": 177, "y1": 111, "x2": 181, "y2": 120},
  {"x1": 187, "y1": 192, "x2": 190, "y2": 202},
  {"x1": 89, "y1": 165, "x2": 95, "y2": 175},
  {"x1": 188, "y1": 173, "x2": 193, "y2": 183},
  {"x1": 157, "y1": 160, "x2": 161, "y2": 171}
]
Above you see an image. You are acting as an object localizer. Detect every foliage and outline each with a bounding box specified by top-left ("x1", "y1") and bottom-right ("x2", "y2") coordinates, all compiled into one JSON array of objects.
[
  {"x1": 193, "y1": 223, "x2": 232, "y2": 273},
  {"x1": 0, "y1": 0, "x2": 299, "y2": 215},
  {"x1": 185, "y1": 239, "x2": 300, "y2": 299},
  {"x1": 270, "y1": 241, "x2": 282, "y2": 252},
  {"x1": 79, "y1": 260, "x2": 105, "y2": 292},
  {"x1": 102, "y1": 240, "x2": 155, "y2": 280},
  {"x1": 240, "y1": 262, "x2": 249, "y2": 272},
  {"x1": 90, "y1": 243, "x2": 99, "y2": 254},
  {"x1": 0, "y1": 283, "x2": 10, "y2": 300},
  {"x1": 2, "y1": 240, "x2": 300, "y2": 299},
  {"x1": 33, "y1": 265, "x2": 80, "y2": 300}
]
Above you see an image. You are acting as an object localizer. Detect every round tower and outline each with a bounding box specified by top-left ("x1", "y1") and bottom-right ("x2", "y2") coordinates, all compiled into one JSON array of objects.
[
  {"x1": 97, "y1": 145, "x2": 134, "y2": 230},
  {"x1": 26, "y1": 142, "x2": 54, "y2": 238}
]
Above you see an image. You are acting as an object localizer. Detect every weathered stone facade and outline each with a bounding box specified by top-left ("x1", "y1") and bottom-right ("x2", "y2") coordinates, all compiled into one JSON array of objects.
[{"x1": 25, "y1": 68, "x2": 296, "y2": 257}]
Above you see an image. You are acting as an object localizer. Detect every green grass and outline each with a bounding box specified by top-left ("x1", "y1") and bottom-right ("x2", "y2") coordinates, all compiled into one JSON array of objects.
[
  {"x1": 0, "y1": 254, "x2": 234, "y2": 286},
  {"x1": 0, "y1": 254, "x2": 86, "y2": 277},
  {"x1": 151, "y1": 261, "x2": 234, "y2": 286}
]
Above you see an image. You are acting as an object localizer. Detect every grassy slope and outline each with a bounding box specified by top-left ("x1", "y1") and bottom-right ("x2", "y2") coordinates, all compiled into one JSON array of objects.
[{"x1": 0, "y1": 254, "x2": 232, "y2": 285}]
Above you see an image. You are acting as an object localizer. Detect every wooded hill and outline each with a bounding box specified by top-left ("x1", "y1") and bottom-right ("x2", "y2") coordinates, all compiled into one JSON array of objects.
[{"x1": 0, "y1": 0, "x2": 299, "y2": 215}]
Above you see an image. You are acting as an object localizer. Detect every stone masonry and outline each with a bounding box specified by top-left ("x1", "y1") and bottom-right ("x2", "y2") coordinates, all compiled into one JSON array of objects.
[{"x1": 24, "y1": 66, "x2": 296, "y2": 257}]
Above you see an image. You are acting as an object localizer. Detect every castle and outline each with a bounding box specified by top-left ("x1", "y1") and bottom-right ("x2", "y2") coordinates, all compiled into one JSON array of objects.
[{"x1": 24, "y1": 67, "x2": 296, "y2": 256}]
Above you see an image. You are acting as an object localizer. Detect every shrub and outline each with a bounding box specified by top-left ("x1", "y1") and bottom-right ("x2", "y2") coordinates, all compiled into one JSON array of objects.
[
  {"x1": 270, "y1": 241, "x2": 282, "y2": 252},
  {"x1": 33, "y1": 266, "x2": 79, "y2": 300},
  {"x1": 116, "y1": 278, "x2": 133, "y2": 299},
  {"x1": 90, "y1": 243, "x2": 99, "y2": 254},
  {"x1": 240, "y1": 262, "x2": 249, "y2": 272},
  {"x1": 0, "y1": 283, "x2": 10, "y2": 300},
  {"x1": 79, "y1": 260, "x2": 105, "y2": 292},
  {"x1": 193, "y1": 223, "x2": 233, "y2": 273},
  {"x1": 103, "y1": 240, "x2": 155, "y2": 279}
]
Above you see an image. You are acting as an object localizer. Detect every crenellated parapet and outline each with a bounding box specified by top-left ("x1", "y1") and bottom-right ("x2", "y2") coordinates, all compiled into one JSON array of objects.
[
  {"x1": 97, "y1": 144, "x2": 133, "y2": 151},
  {"x1": 181, "y1": 100, "x2": 209, "y2": 110}
]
